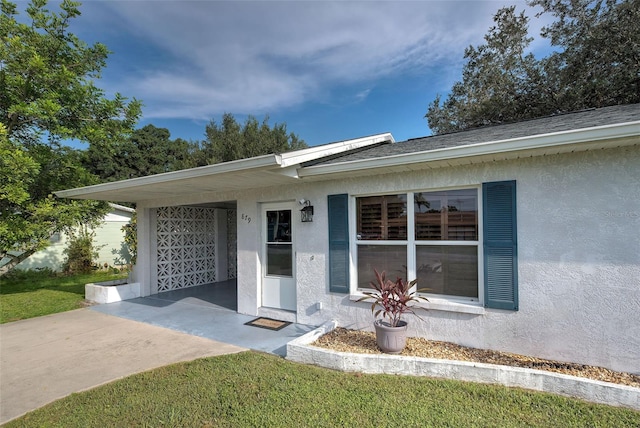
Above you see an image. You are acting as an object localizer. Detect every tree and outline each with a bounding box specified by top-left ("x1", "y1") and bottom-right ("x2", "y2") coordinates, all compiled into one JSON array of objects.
[
  {"x1": 84, "y1": 124, "x2": 199, "y2": 182},
  {"x1": 199, "y1": 114, "x2": 307, "y2": 165},
  {"x1": 0, "y1": 0, "x2": 141, "y2": 276},
  {"x1": 426, "y1": 0, "x2": 640, "y2": 134},
  {"x1": 531, "y1": 0, "x2": 640, "y2": 111},
  {"x1": 426, "y1": 7, "x2": 546, "y2": 134},
  {"x1": 1, "y1": 132, "x2": 107, "y2": 274},
  {"x1": 1, "y1": 0, "x2": 141, "y2": 147}
]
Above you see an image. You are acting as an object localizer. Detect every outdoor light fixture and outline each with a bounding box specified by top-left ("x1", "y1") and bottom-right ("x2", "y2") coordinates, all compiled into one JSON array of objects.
[{"x1": 299, "y1": 199, "x2": 314, "y2": 222}]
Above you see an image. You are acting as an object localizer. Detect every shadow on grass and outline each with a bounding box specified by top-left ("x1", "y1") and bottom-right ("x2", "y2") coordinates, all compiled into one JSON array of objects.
[{"x1": 0, "y1": 270, "x2": 126, "y2": 296}]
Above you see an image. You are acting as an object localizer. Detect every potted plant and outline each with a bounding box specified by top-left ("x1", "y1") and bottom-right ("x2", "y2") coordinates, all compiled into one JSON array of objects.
[{"x1": 357, "y1": 269, "x2": 428, "y2": 354}]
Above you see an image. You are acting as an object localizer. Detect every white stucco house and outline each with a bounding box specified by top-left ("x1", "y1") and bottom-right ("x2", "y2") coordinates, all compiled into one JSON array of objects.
[
  {"x1": 57, "y1": 104, "x2": 640, "y2": 374},
  {"x1": 2, "y1": 203, "x2": 134, "y2": 272}
]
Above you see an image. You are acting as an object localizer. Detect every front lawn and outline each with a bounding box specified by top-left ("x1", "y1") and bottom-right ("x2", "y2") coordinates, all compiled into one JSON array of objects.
[
  {"x1": 0, "y1": 269, "x2": 127, "y2": 323},
  {"x1": 6, "y1": 352, "x2": 639, "y2": 427}
]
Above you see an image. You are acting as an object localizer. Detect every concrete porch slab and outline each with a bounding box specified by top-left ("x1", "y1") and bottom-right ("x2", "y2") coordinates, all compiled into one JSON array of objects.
[{"x1": 89, "y1": 281, "x2": 316, "y2": 356}]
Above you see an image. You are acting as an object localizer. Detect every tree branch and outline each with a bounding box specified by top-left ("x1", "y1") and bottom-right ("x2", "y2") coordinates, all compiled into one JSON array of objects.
[{"x1": 0, "y1": 248, "x2": 38, "y2": 277}]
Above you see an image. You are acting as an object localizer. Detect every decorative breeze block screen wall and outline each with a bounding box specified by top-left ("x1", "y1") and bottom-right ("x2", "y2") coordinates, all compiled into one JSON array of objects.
[{"x1": 156, "y1": 206, "x2": 216, "y2": 292}]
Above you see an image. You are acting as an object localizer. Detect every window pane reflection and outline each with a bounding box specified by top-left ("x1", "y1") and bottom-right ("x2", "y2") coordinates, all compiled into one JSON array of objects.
[
  {"x1": 415, "y1": 189, "x2": 477, "y2": 240},
  {"x1": 267, "y1": 244, "x2": 292, "y2": 276},
  {"x1": 357, "y1": 245, "x2": 407, "y2": 289},
  {"x1": 416, "y1": 245, "x2": 478, "y2": 298},
  {"x1": 267, "y1": 210, "x2": 291, "y2": 242},
  {"x1": 266, "y1": 209, "x2": 292, "y2": 276},
  {"x1": 357, "y1": 194, "x2": 407, "y2": 240}
]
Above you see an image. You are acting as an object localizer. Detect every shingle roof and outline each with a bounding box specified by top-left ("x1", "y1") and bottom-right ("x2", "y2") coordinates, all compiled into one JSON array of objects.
[{"x1": 307, "y1": 104, "x2": 640, "y2": 166}]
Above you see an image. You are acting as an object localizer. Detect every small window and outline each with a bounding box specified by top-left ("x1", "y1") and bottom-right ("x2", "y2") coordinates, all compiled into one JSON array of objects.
[{"x1": 357, "y1": 194, "x2": 407, "y2": 240}]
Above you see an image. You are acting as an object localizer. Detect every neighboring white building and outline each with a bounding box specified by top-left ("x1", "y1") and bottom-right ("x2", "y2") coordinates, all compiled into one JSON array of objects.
[
  {"x1": 57, "y1": 104, "x2": 640, "y2": 374},
  {"x1": 11, "y1": 203, "x2": 134, "y2": 271}
]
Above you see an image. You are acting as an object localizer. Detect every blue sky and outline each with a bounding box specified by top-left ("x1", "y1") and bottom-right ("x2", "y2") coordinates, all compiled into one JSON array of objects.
[{"x1": 52, "y1": 0, "x2": 552, "y2": 147}]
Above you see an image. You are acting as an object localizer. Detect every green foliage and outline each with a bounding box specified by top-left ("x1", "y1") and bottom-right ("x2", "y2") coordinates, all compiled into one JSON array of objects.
[
  {"x1": 0, "y1": 0, "x2": 141, "y2": 146},
  {"x1": 0, "y1": 136, "x2": 109, "y2": 271},
  {"x1": 531, "y1": 0, "x2": 640, "y2": 111},
  {"x1": 0, "y1": 123, "x2": 37, "y2": 205},
  {"x1": 0, "y1": 269, "x2": 127, "y2": 323},
  {"x1": 0, "y1": 0, "x2": 141, "y2": 276},
  {"x1": 426, "y1": 0, "x2": 640, "y2": 134},
  {"x1": 84, "y1": 124, "x2": 199, "y2": 182},
  {"x1": 6, "y1": 352, "x2": 639, "y2": 427},
  {"x1": 200, "y1": 113, "x2": 307, "y2": 164},
  {"x1": 83, "y1": 116, "x2": 308, "y2": 183},
  {"x1": 427, "y1": 7, "x2": 546, "y2": 134},
  {"x1": 62, "y1": 226, "x2": 100, "y2": 274},
  {"x1": 121, "y1": 212, "x2": 136, "y2": 265}
]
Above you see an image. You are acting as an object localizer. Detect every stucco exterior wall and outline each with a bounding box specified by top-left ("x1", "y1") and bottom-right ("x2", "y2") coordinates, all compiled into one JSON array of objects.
[{"x1": 233, "y1": 145, "x2": 639, "y2": 374}]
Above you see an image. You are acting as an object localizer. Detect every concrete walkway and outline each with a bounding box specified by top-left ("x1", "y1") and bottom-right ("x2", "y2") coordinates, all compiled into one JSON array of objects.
[{"x1": 0, "y1": 309, "x2": 245, "y2": 424}]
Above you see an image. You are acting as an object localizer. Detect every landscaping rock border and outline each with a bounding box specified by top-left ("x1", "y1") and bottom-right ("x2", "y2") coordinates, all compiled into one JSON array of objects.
[{"x1": 286, "y1": 321, "x2": 640, "y2": 411}]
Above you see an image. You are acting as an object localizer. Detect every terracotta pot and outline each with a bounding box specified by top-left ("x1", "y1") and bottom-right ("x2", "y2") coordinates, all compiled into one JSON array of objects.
[{"x1": 374, "y1": 319, "x2": 408, "y2": 354}]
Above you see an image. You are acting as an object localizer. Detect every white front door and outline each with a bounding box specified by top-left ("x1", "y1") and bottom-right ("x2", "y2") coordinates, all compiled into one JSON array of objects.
[{"x1": 262, "y1": 203, "x2": 296, "y2": 311}]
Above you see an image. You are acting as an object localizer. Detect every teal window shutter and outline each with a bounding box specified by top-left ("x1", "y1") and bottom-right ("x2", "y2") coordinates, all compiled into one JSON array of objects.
[
  {"x1": 483, "y1": 181, "x2": 518, "y2": 310},
  {"x1": 328, "y1": 194, "x2": 350, "y2": 293}
]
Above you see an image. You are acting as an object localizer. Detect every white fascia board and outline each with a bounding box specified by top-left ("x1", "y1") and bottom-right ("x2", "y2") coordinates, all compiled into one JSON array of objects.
[
  {"x1": 298, "y1": 122, "x2": 640, "y2": 177},
  {"x1": 56, "y1": 154, "x2": 281, "y2": 199},
  {"x1": 279, "y1": 133, "x2": 394, "y2": 167},
  {"x1": 108, "y1": 203, "x2": 135, "y2": 213}
]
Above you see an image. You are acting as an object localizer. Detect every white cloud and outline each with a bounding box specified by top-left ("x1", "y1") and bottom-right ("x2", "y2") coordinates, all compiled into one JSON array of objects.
[
  {"x1": 354, "y1": 88, "x2": 372, "y2": 102},
  {"x1": 77, "y1": 1, "x2": 532, "y2": 119}
]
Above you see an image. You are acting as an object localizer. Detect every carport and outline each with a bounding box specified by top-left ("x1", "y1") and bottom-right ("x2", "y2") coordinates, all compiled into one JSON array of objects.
[
  {"x1": 54, "y1": 136, "x2": 393, "y2": 320},
  {"x1": 55, "y1": 153, "x2": 306, "y2": 304}
]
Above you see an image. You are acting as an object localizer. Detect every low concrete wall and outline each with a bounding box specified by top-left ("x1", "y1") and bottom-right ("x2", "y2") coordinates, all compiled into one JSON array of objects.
[
  {"x1": 287, "y1": 321, "x2": 640, "y2": 411},
  {"x1": 85, "y1": 281, "x2": 141, "y2": 304}
]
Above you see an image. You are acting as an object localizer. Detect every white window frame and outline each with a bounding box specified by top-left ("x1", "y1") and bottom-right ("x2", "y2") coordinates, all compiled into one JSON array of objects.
[{"x1": 350, "y1": 186, "x2": 484, "y2": 308}]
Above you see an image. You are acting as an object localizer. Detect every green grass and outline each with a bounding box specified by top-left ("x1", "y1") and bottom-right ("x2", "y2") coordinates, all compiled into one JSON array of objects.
[
  {"x1": 6, "y1": 352, "x2": 639, "y2": 427},
  {"x1": 0, "y1": 269, "x2": 127, "y2": 323}
]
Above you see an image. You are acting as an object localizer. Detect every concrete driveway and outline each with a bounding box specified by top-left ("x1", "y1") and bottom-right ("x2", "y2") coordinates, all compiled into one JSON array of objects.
[{"x1": 0, "y1": 309, "x2": 245, "y2": 424}]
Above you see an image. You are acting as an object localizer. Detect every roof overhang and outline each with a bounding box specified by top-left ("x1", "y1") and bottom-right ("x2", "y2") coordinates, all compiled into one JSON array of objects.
[
  {"x1": 55, "y1": 133, "x2": 394, "y2": 203},
  {"x1": 298, "y1": 121, "x2": 640, "y2": 180},
  {"x1": 56, "y1": 154, "x2": 288, "y2": 202}
]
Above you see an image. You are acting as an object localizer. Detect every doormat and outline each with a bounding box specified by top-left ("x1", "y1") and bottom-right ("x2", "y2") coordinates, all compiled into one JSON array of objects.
[{"x1": 244, "y1": 317, "x2": 291, "y2": 331}]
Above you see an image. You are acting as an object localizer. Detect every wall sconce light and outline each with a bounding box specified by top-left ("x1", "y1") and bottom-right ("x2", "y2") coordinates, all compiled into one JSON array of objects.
[{"x1": 299, "y1": 199, "x2": 314, "y2": 222}]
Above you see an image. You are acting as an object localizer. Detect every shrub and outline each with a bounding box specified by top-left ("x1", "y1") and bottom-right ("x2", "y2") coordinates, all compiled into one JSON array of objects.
[
  {"x1": 62, "y1": 226, "x2": 100, "y2": 274},
  {"x1": 122, "y1": 212, "x2": 137, "y2": 266}
]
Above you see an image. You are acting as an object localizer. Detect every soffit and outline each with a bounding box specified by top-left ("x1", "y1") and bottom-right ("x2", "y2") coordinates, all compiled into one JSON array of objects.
[{"x1": 55, "y1": 156, "x2": 298, "y2": 203}]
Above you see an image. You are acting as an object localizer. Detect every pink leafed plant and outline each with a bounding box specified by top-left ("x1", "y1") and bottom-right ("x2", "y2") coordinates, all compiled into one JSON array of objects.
[{"x1": 357, "y1": 269, "x2": 428, "y2": 327}]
